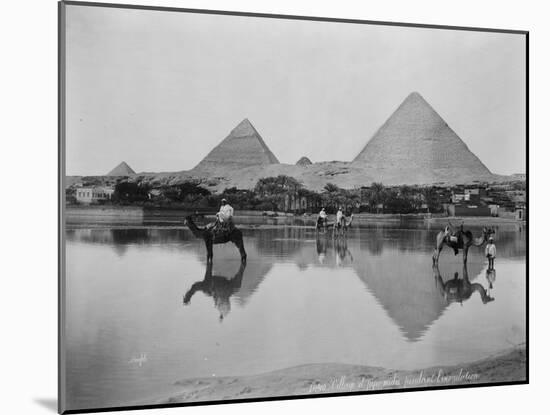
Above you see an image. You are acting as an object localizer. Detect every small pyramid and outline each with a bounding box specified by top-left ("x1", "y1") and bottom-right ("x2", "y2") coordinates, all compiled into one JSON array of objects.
[
  {"x1": 193, "y1": 119, "x2": 279, "y2": 171},
  {"x1": 353, "y1": 92, "x2": 492, "y2": 182},
  {"x1": 106, "y1": 161, "x2": 136, "y2": 176},
  {"x1": 296, "y1": 156, "x2": 312, "y2": 166}
]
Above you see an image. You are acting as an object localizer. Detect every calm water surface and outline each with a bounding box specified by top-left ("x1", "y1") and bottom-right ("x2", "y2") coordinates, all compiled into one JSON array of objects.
[{"x1": 64, "y1": 219, "x2": 526, "y2": 410}]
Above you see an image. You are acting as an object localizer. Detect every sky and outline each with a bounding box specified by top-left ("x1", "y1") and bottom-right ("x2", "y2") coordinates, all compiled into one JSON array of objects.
[{"x1": 65, "y1": 4, "x2": 526, "y2": 176}]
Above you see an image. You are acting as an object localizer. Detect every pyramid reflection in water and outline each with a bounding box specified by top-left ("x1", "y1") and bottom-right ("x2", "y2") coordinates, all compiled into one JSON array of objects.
[{"x1": 67, "y1": 226, "x2": 509, "y2": 341}]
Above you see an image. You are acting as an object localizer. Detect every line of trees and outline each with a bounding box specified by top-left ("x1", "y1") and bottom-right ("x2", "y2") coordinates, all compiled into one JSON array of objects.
[
  {"x1": 69, "y1": 175, "x2": 445, "y2": 214},
  {"x1": 319, "y1": 182, "x2": 443, "y2": 214}
]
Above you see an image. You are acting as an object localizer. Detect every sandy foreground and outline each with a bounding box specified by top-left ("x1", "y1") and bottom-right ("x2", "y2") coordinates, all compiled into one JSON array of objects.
[{"x1": 155, "y1": 345, "x2": 526, "y2": 404}]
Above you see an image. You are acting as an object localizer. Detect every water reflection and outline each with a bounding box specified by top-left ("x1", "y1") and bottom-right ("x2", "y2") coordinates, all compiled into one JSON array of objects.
[
  {"x1": 65, "y1": 228, "x2": 190, "y2": 255},
  {"x1": 316, "y1": 235, "x2": 354, "y2": 266},
  {"x1": 433, "y1": 264, "x2": 494, "y2": 305},
  {"x1": 486, "y1": 268, "x2": 497, "y2": 295},
  {"x1": 65, "y1": 221, "x2": 526, "y2": 409},
  {"x1": 65, "y1": 225, "x2": 523, "y2": 342},
  {"x1": 177, "y1": 225, "x2": 504, "y2": 341},
  {"x1": 183, "y1": 261, "x2": 247, "y2": 322}
]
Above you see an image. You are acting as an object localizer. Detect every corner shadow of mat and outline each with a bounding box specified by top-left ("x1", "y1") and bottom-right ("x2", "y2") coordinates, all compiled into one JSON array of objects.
[{"x1": 34, "y1": 398, "x2": 57, "y2": 412}]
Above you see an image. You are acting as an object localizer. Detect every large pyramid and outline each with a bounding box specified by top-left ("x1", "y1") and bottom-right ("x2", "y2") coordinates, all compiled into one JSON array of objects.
[
  {"x1": 106, "y1": 161, "x2": 136, "y2": 176},
  {"x1": 353, "y1": 92, "x2": 493, "y2": 183},
  {"x1": 193, "y1": 119, "x2": 279, "y2": 171}
]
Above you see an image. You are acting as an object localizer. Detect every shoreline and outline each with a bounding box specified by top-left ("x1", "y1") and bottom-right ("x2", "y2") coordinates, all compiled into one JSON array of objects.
[
  {"x1": 65, "y1": 206, "x2": 525, "y2": 227},
  {"x1": 157, "y1": 345, "x2": 526, "y2": 404}
]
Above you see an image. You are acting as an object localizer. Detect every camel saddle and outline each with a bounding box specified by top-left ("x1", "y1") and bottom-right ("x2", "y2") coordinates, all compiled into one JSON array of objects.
[
  {"x1": 210, "y1": 220, "x2": 235, "y2": 236},
  {"x1": 445, "y1": 227, "x2": 464, "y2": 254}
]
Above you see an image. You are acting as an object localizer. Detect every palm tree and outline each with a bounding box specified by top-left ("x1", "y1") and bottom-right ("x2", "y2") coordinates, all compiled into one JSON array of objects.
[
  {"x1": 370, "y1": 182, "x2": 385, "y2": 212},
  {"x1": 399, "y1": 185, "x2": 412, "y2": 198},
  {"x1": 254, "y1": 175, "x2": 305, "y2": 212},
  {"x1": 421, "y1": 186, "x2": 438, "y2": 213}
]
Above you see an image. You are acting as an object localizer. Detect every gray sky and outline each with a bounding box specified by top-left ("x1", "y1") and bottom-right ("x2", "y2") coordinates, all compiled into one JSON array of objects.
[{"x1": 65, "y1": 4, "x2": 526, "y2": 176}]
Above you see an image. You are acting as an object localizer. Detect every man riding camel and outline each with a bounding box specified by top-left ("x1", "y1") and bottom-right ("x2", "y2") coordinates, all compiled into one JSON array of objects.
[
  {"x1": 217, "y1": 198, "x2": 234, "y2": 224},
  {"x1": 318, "y1": 207, "x2": 328, "y2": 228},
  {"x1": 336, "y1": 207, "x2": 344, "y2": 227},
  {"x1": 207, "y1": 198, "x2": 234, "y2": 232}
]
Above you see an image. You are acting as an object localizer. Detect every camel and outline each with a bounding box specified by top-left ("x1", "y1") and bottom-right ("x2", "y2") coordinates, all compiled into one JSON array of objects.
[
  {"x1": 333, "y1": 214, "x2": 354, "y2": 237},
  {"x1": 316, "y1": 217, "x2": 330, "y2": 233},
  {"x1": 316, "y1": 214, "x2": 354, "y2": 235},
  {"x1": 432, "y1": 224, "x2": 494, "y2": 265},
  {"x1": 433, "y1": 263, "x2": 494, "y2": 305},
  {"x1": 184, "y1": 215, "x2": 247, "y2": 263},
  {"x1": 183, "y1": 261, "x2": 246, "y2": 321}
]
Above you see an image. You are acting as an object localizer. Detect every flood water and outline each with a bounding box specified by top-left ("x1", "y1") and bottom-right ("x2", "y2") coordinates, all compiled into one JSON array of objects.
[{"x1": 64, "y1": 217, "x2": 526, "y2": 410}]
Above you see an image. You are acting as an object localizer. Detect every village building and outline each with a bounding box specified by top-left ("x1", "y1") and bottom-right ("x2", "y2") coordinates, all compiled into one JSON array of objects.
[
  {"x1": 75, "y1": 186, "x2": 115, "y2": 204},
  {"x1": 448, "y1": 187, "x2": 491, "y2": 216}
]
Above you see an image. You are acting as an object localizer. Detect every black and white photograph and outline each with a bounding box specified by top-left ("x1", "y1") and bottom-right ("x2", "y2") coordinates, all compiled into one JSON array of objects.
[{"x1": 59, "y1": 1, "x2": 527, "y2": 413}]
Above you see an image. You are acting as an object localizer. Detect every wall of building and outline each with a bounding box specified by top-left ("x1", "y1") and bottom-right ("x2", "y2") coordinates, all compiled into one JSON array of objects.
[{"x1": 453, "y1": 205, "x2": 491, "y2": 216}]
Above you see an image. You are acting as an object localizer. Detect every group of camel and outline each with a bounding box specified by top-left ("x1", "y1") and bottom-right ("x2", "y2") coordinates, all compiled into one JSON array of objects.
[
  {"x1": 316, "y1": 213, "x2": 354, "y2": 237},
  {"x1": 181, "y1": 216, "x2": 496, "y2": 321},
  {"x1": 181, "y1": 214, "x2": 497, "y2": 323},
  {"x1": 183, "y1": 214, "x2": 495, "y2": 266},
  {"x1": 182, "y1": 211, "x2": 355, "y2": 263}
]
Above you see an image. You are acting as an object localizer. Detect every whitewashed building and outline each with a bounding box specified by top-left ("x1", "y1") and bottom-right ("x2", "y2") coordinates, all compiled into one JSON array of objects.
[{"x1": 75, "y1": 186, "x2": 115, "y2": 204}]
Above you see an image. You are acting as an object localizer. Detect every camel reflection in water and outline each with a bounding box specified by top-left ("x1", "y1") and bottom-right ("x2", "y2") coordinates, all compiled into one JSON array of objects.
[
  {"x1": 183, "y1": 261, "x2": 247, "y2": 322},
  {"x1": 183, "y1": 227, "x2": 498, "y2": 328},
  {"x1": 433, "y1": 263, "x2": 494, "y2": 305},
  {"x1": 316, "y1": 234, "x2": 353, "y2": 266}
]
